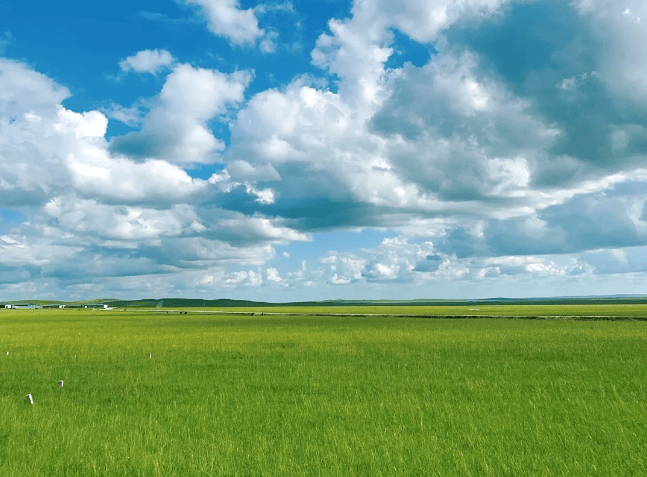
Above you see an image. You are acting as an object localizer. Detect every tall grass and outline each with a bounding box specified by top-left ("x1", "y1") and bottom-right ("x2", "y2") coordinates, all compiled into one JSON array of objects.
[{"x1": 1, "y1": 309, "x2": 646, "y2": 476}]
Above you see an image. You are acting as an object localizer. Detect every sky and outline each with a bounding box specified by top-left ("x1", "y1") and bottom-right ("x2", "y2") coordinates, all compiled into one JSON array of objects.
[{"x1": 1, "y1": 0, "x2": 647, "y2": 301}]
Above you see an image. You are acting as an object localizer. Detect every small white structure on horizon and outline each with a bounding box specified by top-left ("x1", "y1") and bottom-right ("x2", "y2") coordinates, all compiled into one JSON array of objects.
[
  {"x1": 6, "y1": 304, "x2": 39, "y2": 309},
  {"x1": 3, "y1": 303, "x2": 112, "y2": 309}
]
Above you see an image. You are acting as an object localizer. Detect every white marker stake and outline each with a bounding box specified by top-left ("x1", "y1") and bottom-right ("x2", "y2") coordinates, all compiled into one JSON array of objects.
[
  {"x1": 5, "y1": 351, "x2": 8, "y2": 356},
  {"x1": 58, "y1": 380, "x2": 64, "y2": 387},
  {"x1": 26, "y1": 394, "x2": 34, "y2": 404},
  {"x1": 149, "y1": 353, "x2": 152, "y2": 359}
]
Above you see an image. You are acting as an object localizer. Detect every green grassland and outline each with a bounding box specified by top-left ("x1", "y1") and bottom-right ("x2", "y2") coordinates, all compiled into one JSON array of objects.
[
  {"x1": 1, "y1": 307, "x2": 646, "y2": 476},
  {"x1": 177, "y1": 303, "x2": 647, "y2": 318}
]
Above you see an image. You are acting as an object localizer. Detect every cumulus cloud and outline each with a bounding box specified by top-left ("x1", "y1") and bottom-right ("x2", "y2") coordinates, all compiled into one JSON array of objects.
[
  {"x1": 67, "y1": 153, "x2": 208, "y2": 204},
  {"x1": 102, "y1": 103, "x2": 145, "y2": 127},
  {"x1": 226, "y1": 160, "x2": 281, "y2": 182},
  {"x1": 0, "y1": 79, "x2": 208, "y2": 205},
  {"x1": 225, "y1": 0, "x2": 647, "y2": 238},
  {"x1": 428, "y1": 181, "x2": 647, "y2": 260},
  {"x1": 0, "y1": 58, "x2": 70, "y2": 116},
  {"x1": 226, "y1": 5, "x2": 574, "y2": 232},
  {"x1": 216, "y1": 215, "x2": 311, "y2": 245},
  {"x1": 310, "y1": 0, "x2": 516, "y2": 108},
  {"x1": 261, "y1": 237, "x2": 584, "y2": 289},
  {"x1": 0, "y1": 57, "x2": 309, "y2": 298},
  {"x1": 378, "y1": 0, "x2": 514, "y2": 43},
  {"x1": 184, "y1": 0, "x2": 264, "y2": 45},
  {"x1": 44, "y1": 198, "x2": 205, "y2": 241},
  {"x1": 5, "y1": 1, "x2": 647, "y2": 299},
  {"x1": 590, "y1": 2, "x2": 647, "y2": 106},
  {"x1": 111, "y1": 64, "x2": 251, "y2": 163},
  {"x1": 259, "y1": 30, "x2": 279, "y2": 53},
  {"x1": 321, "y1": 252, "x2": 366, "y2": 284},
  {"x1": 580, "y1": 246, "x2": 647, "y2": 275},
  {"x1": 119, "y1": 49, "x2": 175, "y2": 75},
  {"x1": 227, "y1": 79, "x2": 424, "y2": 223},
  {"x1": 223, "y1": 269, "x2": 263, "y2": 286},
  {"x1": 0, "y1": 232, "x2": 81, "y2": 267},
  {"x1": 374, "y1": 50, "x2": 554, "y2": 203},
  {"x1": 0, "y1": 59, "x2": 76, "y2": 206},
  {"x1": 362, "y1": 237, "x2": 436, "y2": 282},
  {"x1": 265, "y1": 267, "x2": 283, "y2": 283}
]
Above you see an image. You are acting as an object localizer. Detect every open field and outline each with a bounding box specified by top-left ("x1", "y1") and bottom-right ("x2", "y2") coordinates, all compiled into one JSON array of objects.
[
  {"x1": 1, "y1": 307, "x2": 646, "y2": 476},
  {"x1": 158, "y1": 303, "x2": 647, "y2": 318}
]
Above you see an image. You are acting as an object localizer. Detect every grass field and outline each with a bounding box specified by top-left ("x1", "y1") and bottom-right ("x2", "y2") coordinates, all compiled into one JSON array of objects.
[
  {"x1": 173, "y1": 303, "x2": 647, "y2": 318},
  {"x1": 1, "y1": 307, "x2": 646, "y2": 476}
]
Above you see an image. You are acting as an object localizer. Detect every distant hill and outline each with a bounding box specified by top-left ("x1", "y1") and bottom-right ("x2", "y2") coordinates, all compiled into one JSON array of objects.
[
  {"x1": 0, "y1": 298, "x2": 118, "y2": 306},
  {"x1": 105, "y1": 298, "x2": 273, "y2": 308},
  {"x1": 3, "y1": 295, "x2": 647, "y2": 308},
  {"x1": 86, "y1": 295, "x2": 647, "y2": 308}
]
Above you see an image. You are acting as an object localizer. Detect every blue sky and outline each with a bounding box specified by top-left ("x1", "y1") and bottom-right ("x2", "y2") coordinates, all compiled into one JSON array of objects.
[{"x1": 1, "y1": 0, "x2": 647, "y2": 301}]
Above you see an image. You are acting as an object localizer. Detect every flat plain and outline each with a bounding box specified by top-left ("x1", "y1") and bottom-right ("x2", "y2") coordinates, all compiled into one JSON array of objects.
[{"x1": 1, "y1": 306, "x2": 646, "y2": 476}]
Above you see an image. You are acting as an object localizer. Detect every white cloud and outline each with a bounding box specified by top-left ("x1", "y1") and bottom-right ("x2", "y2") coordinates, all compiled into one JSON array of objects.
[
  {"x1": 185, "y1": 0, "x2": 263, "y2": 45},
  {"x1": 226, "y1": 160, "x2": 281, "y2": 182},
  {"x1": 380, "y1": 0, "x2": 514, "y2": 43},
  {"x1": 102, "y1": 103, "x2": 145, "y2": 127},
  {"x1": 227, "y1": 0, "x2": 647, "y2": 244},
  {"x1": 310, "y1": 0, "x2": 516, "y2": 109},
  {"x1": 0, "y1": 58, "x2": 295, "y2": 297},
  {"x1": 254, "y1": 2, "x2": 295, "y2": 16},
  {"x1": 376, "y1": 50, "x2": 562, "y2": 206},
  {"x1": 160, "y1": 237, "x2": 275, "y2": 266},
  {"x1": 119, "y1": 49, "x2": 175, "y2": 75},
  {"x1": 573, "y1": 0, "x2": 647, "y2": 105},
  {"x1": 557, "y1": 71, "x2": 599, "y2": 92},
  {"x1": 5, "y1": 101, "x2": 208, "y2": 204},
  {"x1": 0, "y1": 232, "x2": 81, "y2": 266},
  {"x1": 329, "y1": 274, "x2": 350, "y2": 285},
  {"x1": 363, "y1": 237, "x2": 437, "y2": 282},
  {"x1": 321, "y1": 252, "x2": 366, "y2": 284},
  {"x1": 44, "y1": 198, "x2": 205, "y2": 241},
  {"x1": 580, "y1": 246, "x2": 647, "y2": 274},
  {"x1": 217, "y1": 215, "x2": 311, "y2": 244},
  {"x1": 229, "y1": 80, "x2": 420, "y2": 211},
  {"x1": 259, "y1": 30, "x2": 279, "y2": 53},
  {"x1": 67, "y1": 153, "x2": 207, "y2": 203},
  {"x1": 222, "y1": 269, "x2": 263, "y2": 287},
  {"x1": 622, "y1": 8, "x2": 641, "y2": 23},
  {"x1": 0, "y1": 61, "x2": 77, "y2": 205},
  {"x1": 229, "y1": 47, "x2": 562, "y2": 224},
  {"x1": 111, "y1": 64, "x2": 251, "y2": 163},
  {"x1": 6, "y1": 1, "x2": 647, "y2": 300},
  {"x1": 0, "y1": 61, "x2": 205, "y2": 212},
  {"x1": 265, "y1": 267, "x2": 282, "y2": 283},
  {"x1": 0, "y1": 59, "x2": 69, "y2": 113}
]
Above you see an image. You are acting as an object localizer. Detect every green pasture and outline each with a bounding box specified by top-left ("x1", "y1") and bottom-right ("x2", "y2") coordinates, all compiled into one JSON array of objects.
[
  {"x1": 186, "y1": 303, "x2": 647, "y2": 318},
  {"x1": 1, "y1": 308, "x2": 646, "y2": 476}
]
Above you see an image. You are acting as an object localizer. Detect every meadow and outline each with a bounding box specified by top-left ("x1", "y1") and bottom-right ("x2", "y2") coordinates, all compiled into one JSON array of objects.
[
  {"x1": 183, "y1": 303, "x2": 647, "y2": 318},
  {"x1": 1, "y1": 306, "x2": 646, "y2": 476}
]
